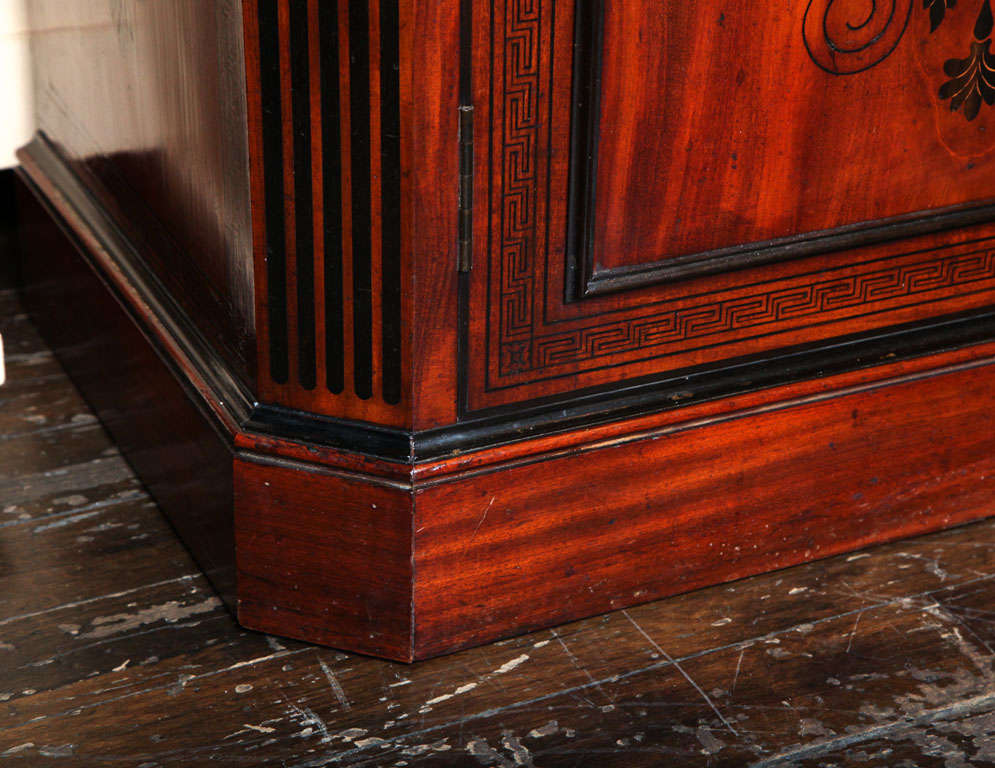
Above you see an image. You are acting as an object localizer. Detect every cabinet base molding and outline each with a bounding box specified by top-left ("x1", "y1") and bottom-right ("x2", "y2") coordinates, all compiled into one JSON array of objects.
[{"x1": 16, "y1": 140, "x2": 995, "y2": 662}]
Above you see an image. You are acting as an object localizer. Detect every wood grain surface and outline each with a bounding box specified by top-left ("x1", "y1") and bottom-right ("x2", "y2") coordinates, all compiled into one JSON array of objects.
[
  {"x1": 592, "y1": 1, "x2": 995, "y2": 268},
  {"x1": 4, "y1": 282, "x2": 995, "y2": 765},
  {"x1": 465, "y1": 0, "x2": 995, "y2": 412},
  {"x1": 26, "y1": 0, "x2": 255, "y2": 385},
  {"x1": 16, "y1": 149, "x2": 995, "y2": 664}
]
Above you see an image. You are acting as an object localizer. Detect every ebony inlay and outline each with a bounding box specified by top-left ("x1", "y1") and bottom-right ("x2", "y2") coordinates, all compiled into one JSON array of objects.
[
  {"x1": 380, "y1": 0, "x2": 403, "y2": 406},
  {"x1": 252, "y1": 0, "x2": 404, "y2": 410},
  {"x1": 257, "y1": 0, "x2": 288, "y2": 385}
]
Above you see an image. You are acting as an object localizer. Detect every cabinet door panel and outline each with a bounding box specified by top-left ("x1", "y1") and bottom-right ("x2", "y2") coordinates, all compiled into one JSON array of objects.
[
  {"x1": 589, "y1": 0, "x2": 995, "y2": 279},
  {"x1": 464, "y1": 0, "x2": 995, "y2": 412}
]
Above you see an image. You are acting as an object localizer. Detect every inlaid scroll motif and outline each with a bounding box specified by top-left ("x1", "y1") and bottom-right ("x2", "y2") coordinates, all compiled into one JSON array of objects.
[
  {"x1": 802, "y1": 0, "x2": 914, "y2": 75},
  {"x1": 804, "y1": 0, "x2": 995, "y2": 120}
]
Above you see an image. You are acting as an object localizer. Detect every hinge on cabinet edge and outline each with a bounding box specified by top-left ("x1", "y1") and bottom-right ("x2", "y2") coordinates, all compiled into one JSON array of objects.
[{"x1": 457, "y1": 104, "x2": 474, "y2": 273}]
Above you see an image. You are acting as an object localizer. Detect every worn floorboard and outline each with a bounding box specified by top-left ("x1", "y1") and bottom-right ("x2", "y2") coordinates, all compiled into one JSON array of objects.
[{"x1": 2, "y1": 285, "x2": 995, "y2": 766}]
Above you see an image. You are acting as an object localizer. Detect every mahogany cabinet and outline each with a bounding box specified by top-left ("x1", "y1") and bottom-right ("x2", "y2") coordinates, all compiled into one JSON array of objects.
[{"x1": 14, "y1": 0, "x2": 995, "y2": 661}]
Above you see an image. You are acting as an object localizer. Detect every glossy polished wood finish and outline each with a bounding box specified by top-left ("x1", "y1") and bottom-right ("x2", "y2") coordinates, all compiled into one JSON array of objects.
[
  {"x1": 26, "y1": 0, "x2": 254, "y2": 384},
  {"x1": 25, "y1": 135, "x2": 995, "y2": 660},
  {"x1": 223, "y1": 336, "x2": 995, "y2": 660},
  {"x1": 243, "y1": 0, "x2": 413, "y2": 423},
  {"x1": 242, "y1": 0, "x2": 458, "y2": 428},
  {"x1": 16, "y1": 173, "x2": 236, "y2": 603},
  {"x1": 592, "y1": 1, "x2": 995, "y2": 270},
  {"x1": 234, "y1": 457, "x2": 414, "y2": 660},
  {"x1": 414, "y1": 356, "x2": 995, "y2": 657},
  {"x1": 14, "y1": 0, "x2": 995, "y2": 661},
  {"x1": 465, "y1": 0, "x2": 995, "y2": 411},
  {"x1": 467, "y1": 215, "x2": 995, "y2": 410}
]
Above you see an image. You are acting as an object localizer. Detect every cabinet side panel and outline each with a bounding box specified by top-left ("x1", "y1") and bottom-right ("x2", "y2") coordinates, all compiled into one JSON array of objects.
[{"x1": 26, "y1": 0, "x2": 255, "y2": 385}]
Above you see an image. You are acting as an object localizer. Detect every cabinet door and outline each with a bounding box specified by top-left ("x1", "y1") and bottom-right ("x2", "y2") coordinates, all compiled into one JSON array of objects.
[{"x1": 464, "y1": 0, "x2": 995, "y2": 411}]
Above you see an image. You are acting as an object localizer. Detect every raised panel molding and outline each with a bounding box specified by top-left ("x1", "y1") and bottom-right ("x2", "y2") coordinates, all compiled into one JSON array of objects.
[{"x1": 566, "y1": 0, "x2": 995, "y2": 296}]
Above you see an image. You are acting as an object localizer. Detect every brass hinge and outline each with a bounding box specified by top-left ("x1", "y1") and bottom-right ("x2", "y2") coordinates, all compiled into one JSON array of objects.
[{"x1": 457, "y1": 104, "x2": 474, "y2": 273}]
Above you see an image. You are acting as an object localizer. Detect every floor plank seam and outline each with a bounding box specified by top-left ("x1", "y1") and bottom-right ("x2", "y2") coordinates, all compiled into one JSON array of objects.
[
  {"x1": 284, "y1": 570, "x2": 995, "y2": 767},
  {"x1": 747, "y1": 691, "x2": 995, "y2": 767}
]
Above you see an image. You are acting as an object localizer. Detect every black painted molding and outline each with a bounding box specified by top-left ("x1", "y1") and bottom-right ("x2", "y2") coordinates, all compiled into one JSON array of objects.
[
  {"x1": 564, "y1": 0, "x2": 604, "y2": 302},
  {"x1": 21, "y1": 133, "x2": 995, "y2": 466},
  {"x1": 252, "y1": 308, "x2": 995, "y2": 462}
]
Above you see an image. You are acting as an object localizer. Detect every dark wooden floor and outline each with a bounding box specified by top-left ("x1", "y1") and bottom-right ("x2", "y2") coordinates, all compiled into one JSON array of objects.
[{"x1": 4, "y1": 284, "x2": 995, "y2": 766}]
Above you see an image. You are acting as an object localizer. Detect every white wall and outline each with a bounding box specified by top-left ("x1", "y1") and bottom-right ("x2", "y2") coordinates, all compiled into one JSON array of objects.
[{"x1": 0, "y1": 1, "x2": 32, "y2": 169}]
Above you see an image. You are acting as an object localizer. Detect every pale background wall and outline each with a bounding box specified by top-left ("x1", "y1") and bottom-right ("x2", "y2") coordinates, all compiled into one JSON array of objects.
[{"x1": 0, "y1": 1, "x2": 33, "y2": 169}]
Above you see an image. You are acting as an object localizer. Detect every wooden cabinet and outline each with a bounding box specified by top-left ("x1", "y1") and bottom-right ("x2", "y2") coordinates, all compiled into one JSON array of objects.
[{"x1": 15, "y1": 0, "x2": 995, "y2": 661}]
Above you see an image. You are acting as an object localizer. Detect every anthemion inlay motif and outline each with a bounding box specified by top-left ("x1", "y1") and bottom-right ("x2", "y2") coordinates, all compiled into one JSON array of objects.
[{"x1": 804, "y1": 0, "x2": 995, "y2": 120}]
